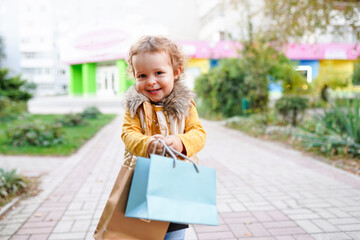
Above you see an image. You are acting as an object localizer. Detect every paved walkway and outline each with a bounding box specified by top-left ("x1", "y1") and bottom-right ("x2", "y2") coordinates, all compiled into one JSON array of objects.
[
  {"x1": 28, "y1": 96, "x2": 124, "y2": 114},
  {"x1": 1, "y1": 115, "x2": 360, "y2": 240}
]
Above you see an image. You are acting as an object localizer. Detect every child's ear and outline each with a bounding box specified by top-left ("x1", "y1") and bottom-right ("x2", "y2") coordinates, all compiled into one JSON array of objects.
[{"x1": 174, "y1": 67, "x2": 183, "y2": 80}]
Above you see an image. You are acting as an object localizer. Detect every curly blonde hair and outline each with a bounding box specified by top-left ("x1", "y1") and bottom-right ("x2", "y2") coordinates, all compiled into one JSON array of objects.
[{"x1": 127, "y1": 35, "x2": 185, "y2": 79}]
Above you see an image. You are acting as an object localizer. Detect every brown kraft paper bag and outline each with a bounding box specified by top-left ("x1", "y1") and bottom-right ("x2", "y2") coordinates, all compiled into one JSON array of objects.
[{"x1": 94, "y1": 164, "x2": 169, "y2": 240}]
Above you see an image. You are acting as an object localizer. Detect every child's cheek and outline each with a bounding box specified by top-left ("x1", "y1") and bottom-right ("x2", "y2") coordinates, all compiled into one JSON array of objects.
[{"x1": 135, "y1": 82, "x2": 140, "y2": 91}]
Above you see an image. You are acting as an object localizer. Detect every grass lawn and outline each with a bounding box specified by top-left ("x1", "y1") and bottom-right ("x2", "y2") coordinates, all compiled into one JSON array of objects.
[{"x1": 0, "y1": 114, "x2": 116, "y2": 155}]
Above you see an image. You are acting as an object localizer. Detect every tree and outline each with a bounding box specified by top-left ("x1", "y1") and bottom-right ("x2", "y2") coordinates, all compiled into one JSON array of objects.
[
  {"x1": 0, "y1": 68, "x2": 32, "y2": 102},
  {"x1": 239, "y1": 37, "x2": 308, "y2": 111},
  {"x1": 228, "y1": 0, "x2": 360, "y2": 45},
  {"x1": 194, "y1": 39, "x2": 308, "y2": 116},
  {"x1": 263, "y1": 0, "x2": 360, "y2": 44},
  {"x1": 195, "y1": 59, "x2": 247, "y2": 117},
  {"x1": 0, "y1": 36, "x2": 32, "y2": 102}
]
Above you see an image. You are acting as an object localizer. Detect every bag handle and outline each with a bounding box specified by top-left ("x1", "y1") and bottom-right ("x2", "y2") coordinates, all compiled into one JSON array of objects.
[
  {"x1": 156, "y1": 139, "x2": 178, "y2": 168},
  {"x1": 157, "y1": 139, "x2": 200, "y2": 173},
  {"x1": 150, "y1": 138, "x2": 166, "y2": 156}
]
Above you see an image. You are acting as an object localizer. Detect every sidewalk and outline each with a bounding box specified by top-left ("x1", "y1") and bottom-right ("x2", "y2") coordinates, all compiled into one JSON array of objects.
[
  {"x1": 1, "y1": 115, "x2": 360, "y2": 239},
  {"x1": 27, "y1": 96, "x2": 124, "y2": 114}
]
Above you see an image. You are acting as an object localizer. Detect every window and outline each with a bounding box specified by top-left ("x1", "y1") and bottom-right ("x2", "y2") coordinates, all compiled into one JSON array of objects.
[
  {"x1": 21, "y1": 38, "x2": 30, "y2": 44},
  {"x1": 296, "y1": 66, "x2": 312, "y2": 83},
  {"x1": 22, "y1": 52, "x2": 52, "y2": 59},
  {"x1": 39, "y1": 84, "x2": 53, "y2": 90},
  {"x1": 22, "y1": 68, "x2": 36, "y2": 74},
  {"x1": 22, "y1": 52, "x2": 35, "y2": 59},
  {"x1": 219, "y1": 31, "x2": 226, "y2": 40}
]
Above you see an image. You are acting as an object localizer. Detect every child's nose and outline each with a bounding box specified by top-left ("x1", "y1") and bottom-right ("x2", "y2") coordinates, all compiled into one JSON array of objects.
[{"x1": 146, "y1": 76, "x2": 157, "y2": 85}]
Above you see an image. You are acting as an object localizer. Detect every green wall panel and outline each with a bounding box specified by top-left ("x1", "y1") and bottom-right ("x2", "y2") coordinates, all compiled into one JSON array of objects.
[
  {"x1": 70, "y1": 65, "x2": 83, "y2": 95},
  {"x1": 82, "y1": 63, "x2": 97, "y2": 95},
  {"x1": 116, "y1": 60, "x2": 134, "y2": 93}
]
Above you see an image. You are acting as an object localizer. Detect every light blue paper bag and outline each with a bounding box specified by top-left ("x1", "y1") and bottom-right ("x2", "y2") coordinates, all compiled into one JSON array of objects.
[{"x1": 125, "y1": 141, "x2": 218, "y2": 226}]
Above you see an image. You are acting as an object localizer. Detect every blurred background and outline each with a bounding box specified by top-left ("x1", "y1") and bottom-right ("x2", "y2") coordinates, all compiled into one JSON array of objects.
[
  {"x1": 0, "y1": 0, "x2": 357, "y2": 99},
  {"x1": 0, "y1": 0, "x2": 360, "y2": 168}
]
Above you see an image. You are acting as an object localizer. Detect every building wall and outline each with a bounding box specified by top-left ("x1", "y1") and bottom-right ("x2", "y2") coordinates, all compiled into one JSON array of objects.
[
  {"x1": 320, "y1": 60, "x2": 354, "y2": 75},
  {"x1": 70, "y1": 58, "x2": 212, "y2": 96},
  {"x1": 1, "y1": 0, "x2": 200, "y2": 97},
  {"x1": 0, "y1": 0, "x2": 69, "y2": 96},
  {"x1": 196, "y1": 0, "x2": 266, "y2": 41},
  {"x1": 196, "y1": 0, "x2": 359, "y2": 44},
  {"x1": 319, "y1": 60, "x2": 355, "y2": 85},
  {"x1": 69, "y1": 56, "x2": 359, "y2": 96},
  {"x1": 298, "y1": 60, "x2": 320, "y2": 80},
  {"x1": 186, "y1": 59, "x2": 210, "y2": 73},
  {"x1": 0, "y1": 0, "x2": 21, "y2": 73}
]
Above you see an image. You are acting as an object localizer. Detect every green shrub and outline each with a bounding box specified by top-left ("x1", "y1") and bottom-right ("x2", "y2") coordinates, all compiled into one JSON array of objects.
[
  {"x1": 226, "y1": 115, "x2": 266, "y2": 136},
  {"x1": 57, "y1": 113, "x2": 88, "y2": 127},
  {"x1": 195, "y1": 59, "x2": 249, "y2": 117},
  {"x1": 195, "y1": 98, "x2": 224, "y2": 120},
  {"x1": 297, "y1": 99, "x2": 360, "y2": 158},
  {"x1": 81, "y1": 106, "x2": 101, "y2": 119},
  {"x1": 0, "y1": 69, "x2": 32, "y2": 102},
  {"x1": 270, "y1": 58, "x2": 310, "y2": 96},
  {"x1": 352, "y1": 61, "x2": 360, "y2": 85},
  {"x1": 275, "y1": 95, "x2": 308, "y2": 126},
  {"x1": 0, "y1": 168, "x2": 27, "y2": 199},
  {"x1": 195, "y1": 39, "x2": 308, "y2": 118},
  {"x1": 6, "y1": 121, "x2": 64, "y2": 146},
  {"x1": 0, "y1": 97, "x2": 27, "y2": 122},
  {"x1": 240, "y1": 40, "x2": 308, "y2": 110},
  {"x1": 225, "y1": 110, "x2": 281, "y2": 136}
]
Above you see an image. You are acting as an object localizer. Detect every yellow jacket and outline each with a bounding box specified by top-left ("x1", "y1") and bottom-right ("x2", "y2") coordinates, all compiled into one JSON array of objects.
[{"x1": 121, "y1": 81, "x2": 206, "y2": 166}]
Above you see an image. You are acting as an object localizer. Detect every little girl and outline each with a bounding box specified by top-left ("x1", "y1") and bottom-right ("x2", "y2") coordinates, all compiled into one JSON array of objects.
[{"x1": 121, "y1": 35, "x2": 206, "y2": 239}]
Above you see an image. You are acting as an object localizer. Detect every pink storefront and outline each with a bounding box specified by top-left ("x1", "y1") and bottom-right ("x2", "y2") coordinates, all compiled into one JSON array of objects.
[{"x1": 61, "y1": 30, "x2": 360, "y2": 96}]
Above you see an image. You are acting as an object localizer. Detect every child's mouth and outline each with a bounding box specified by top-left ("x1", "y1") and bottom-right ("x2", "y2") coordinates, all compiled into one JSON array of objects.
[{"x1": 148, "y1": 89, "x2": 161, "y2": 95}]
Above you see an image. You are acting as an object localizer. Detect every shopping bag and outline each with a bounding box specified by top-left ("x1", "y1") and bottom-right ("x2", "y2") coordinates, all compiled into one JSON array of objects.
[
  {"x1": 125, "y1": 140, "x2": 218, "y2": 226},
  {"x1": 93, "y1": 164, "x2": 169, "y2": 240}
]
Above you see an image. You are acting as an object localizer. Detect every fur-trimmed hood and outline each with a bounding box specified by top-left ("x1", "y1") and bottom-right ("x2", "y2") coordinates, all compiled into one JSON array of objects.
[{"x1": 124, "y1": 80, "x2": 194, "y2": 118}]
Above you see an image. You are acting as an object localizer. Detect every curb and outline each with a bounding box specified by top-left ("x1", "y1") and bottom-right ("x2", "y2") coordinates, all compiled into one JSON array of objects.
[{"x1": 0, "y1": 196, "x2": 22, "y2": 217}]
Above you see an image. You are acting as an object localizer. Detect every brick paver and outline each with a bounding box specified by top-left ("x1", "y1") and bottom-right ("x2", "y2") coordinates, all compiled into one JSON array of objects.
[{"x1": 1, "y1": 116, "x2": 360, "y2": 239}]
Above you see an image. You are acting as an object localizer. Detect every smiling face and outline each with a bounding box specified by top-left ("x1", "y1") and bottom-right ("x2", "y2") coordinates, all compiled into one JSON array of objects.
[{"x1": 133, "y1": 51, "x2": 180, "y2": 103}]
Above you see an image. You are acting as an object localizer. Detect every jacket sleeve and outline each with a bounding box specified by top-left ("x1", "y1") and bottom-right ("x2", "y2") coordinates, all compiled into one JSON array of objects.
[
  {"x1": 176, "y1": 102, "x2": 206, "y2": 158},
  {"x1": 121, "y1": 108, "x2": 152, "y2": 157}
]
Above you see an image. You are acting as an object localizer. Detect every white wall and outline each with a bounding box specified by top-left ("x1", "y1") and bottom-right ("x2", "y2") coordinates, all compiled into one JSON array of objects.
[
  {"x1": 0, "y1": 0, "x2": 21, "y2": 74},
  {"x1": 196, "y1": 0, "x2": 266, "y2": 41}
]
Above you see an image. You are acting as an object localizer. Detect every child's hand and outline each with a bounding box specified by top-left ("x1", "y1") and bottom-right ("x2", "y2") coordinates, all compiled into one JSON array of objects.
[
  {"x1": 164, "y1": 135, "x2": 184, "y2": 154},
  {"x1": 148, "y1": 135, "x2": 165, "y2": 155}
]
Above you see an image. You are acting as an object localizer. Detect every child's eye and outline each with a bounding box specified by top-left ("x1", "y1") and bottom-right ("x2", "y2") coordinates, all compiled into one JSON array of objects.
[
  {"x1": 155, "y1": 71, "x2": 163, "y2": 76},
  {"x1": 138, "y1": 74, "x2": 146, "y2": 78}
]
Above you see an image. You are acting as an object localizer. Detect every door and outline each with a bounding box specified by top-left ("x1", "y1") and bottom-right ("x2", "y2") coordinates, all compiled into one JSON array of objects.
[{"x1": 96, "y1": 65, "x2": 119, "y2": 97}]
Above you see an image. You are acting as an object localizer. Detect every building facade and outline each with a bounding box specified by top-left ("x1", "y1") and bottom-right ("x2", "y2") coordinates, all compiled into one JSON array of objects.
[
  {"x1": 194, "y1": 0, "x2": 360, "y2": 97},
  {"x1": 63, "y1": 0, "x2": 359, "y2": 97},
  {"x1": 63, "y1": 35, "x2": 360, "y2": 97},
  {"x1": 1, "y1": 0, "x2": 70, "y2": 95},
  {"x1": 63, "y1": 39, "x2": 240, "y2": 96},
  {"x1": 195, "y1": 0, "x2": 265, "y2": 42},
  {"x1": 2, "y1": 0, "x2": 358, "y2": 97},
  {"x1": 0, "y1": 0, "x2": 200, "y2": 96}
]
